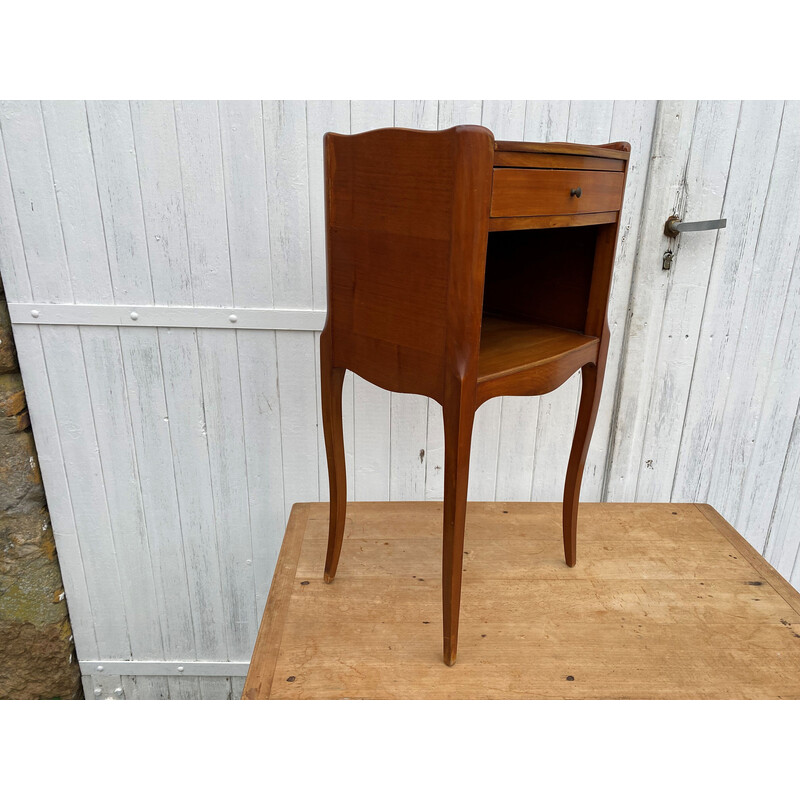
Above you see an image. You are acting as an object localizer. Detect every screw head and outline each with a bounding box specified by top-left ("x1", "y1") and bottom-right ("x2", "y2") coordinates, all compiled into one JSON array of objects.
[
  {"x1": 114, "y1": 687, "x2": 123, "y2": 696},
  {"x1": 96, "y1": 665, "x2": 104, "y2": 672},
  {"x1": 94, "y1": 688, "x2": 102, "y2": 696},
  {"x1": 177, "y1": 665, "x2": 185, "y2": 673},
  {"x1": 229, "y1": 314, "x2": 238, "y2": 323},
  {"x1": 30, "y1": 309, "x2": 40, "y2": 318},
  {"x1": 130, "y1": 311, "x2": 139, "y2": 321}
]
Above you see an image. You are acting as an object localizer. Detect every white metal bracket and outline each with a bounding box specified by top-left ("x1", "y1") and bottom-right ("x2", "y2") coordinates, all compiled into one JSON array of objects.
[
  {"x1": 8, "y1": 303, "x2": 326, "y2": 331},
  {"x1": 81, "y1": 660, "x2": 250, "y2": 677}
]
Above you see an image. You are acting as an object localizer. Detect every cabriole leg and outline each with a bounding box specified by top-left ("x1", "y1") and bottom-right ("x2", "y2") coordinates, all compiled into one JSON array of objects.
[
  {"x1": 321, "y1": 337, "x2": 347, "y2": 583},
  {"x1": 562, "y1": 358, "x2": 605, "y2": 567},
  {"x1": 441, "y1": 391, "x2": 475, "y2": 666}
]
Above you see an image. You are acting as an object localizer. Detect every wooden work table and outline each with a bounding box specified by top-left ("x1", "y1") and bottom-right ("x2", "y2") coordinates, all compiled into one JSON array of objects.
[{"x1": 244, "y1": 502, "x2": 800, "y2": 700}]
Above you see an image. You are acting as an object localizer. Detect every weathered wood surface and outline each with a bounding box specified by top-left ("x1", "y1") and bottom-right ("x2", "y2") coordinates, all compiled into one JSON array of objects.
[
  {"x1": 244, "y1": 502, "x2": 800, "y2": 700},
  {"x1": 1, "y1": 100, "x2": 798, "y2": 699}
]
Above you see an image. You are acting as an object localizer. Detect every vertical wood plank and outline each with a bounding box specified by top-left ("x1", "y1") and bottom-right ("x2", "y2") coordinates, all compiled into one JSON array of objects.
[
  {"x1": 262, "y1": 101, "x2": 320, "y2": 515},
  {"x1": 167, "y1": 677, "x2": 201, "y2": 700},
  {"x1": 40, "y1": 328, "x2": 132, "y2": 659},
  {"x1": 763, "y1": 364, "x2": 800, "y2": 580},
  {"x1": 0, "y1": 120, "x2": 32, "y2": 302},
  {"x1": 262, "y1": 100, "x2": 313, "y2": 308},
  {"x1": 523, "y1": 101, "x2": 570, "y2": 141},
  {"x1": 606, "y1": 100, "x2": 698, "y2": 501},
  {"x1": 767, "y1": 404, "x2": 800, "y2": 588},
  {"x1": 672, "y1": 102, "x2": 784, "y2": 506},
  {"x1": 84, "y1": 101, "x2": 153, "y2": 303},
  {"x1": 217, "y1": 101, "x2": 274, "y2": 307},
  {"x1": 43, "y1": 102, "x2": 169, "y2": 697},
  {"x1": 120, "y1": 328, "x2": 197, "y2": 662},
  {"x1": 129, "y1": 101, "x2": 193, "y2": 304},
  {"x1": 394, "y1": 100, "x2": 438, "y2": 130},
  {"x1": 733, "y1": 109, "x2": 800, "y2": 544},
  {"x1": 88, "y1": 101, "x2": 197, "y2": 681},
  {"x1": 708, "y1": 102, "x2": 797, "y2": 531},
  {"x1": 199, "y1": 677, "x2": 233, "y2": 699},
  {"x1": 437, "y1": 101, "x2": 483, "y2": 129},
  {"x1": 634, "y1": 101, "x2": 740, "y2": 502},
  {"x1": 0, "y1": 101, "x2": 72, "y2": 301},
  {"x1": 122, "y1": 676, "x2": 169, "y2": 700},
  {"x1": 157, "y1": 326, "x2": 230, "y2": 661},
  {"x1": 262, "y1": 102, "x2": 320, "y2": 516},
  {"x1": 130, "y1": 100, "x2": 229, "y2": 664},
  {"x1": 174, "y1": 100, "x2": 258, "y2": 661},
  {"x1": 742, "y1": 228, "x2": 800, "y2": 552},
  {"x1": 220, "y1": 100, "x2": 287, "y2": 617}
]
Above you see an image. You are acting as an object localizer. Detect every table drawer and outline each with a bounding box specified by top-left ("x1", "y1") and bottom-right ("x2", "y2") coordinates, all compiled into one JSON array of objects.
[{"x1": 491, "y1": 168, "x2": 624, "y2": 218}]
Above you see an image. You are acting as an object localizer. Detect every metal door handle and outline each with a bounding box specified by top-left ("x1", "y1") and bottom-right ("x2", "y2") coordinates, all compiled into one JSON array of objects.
[{"x1": 664, "y1": 215, "x2": 726, "y2": 238}]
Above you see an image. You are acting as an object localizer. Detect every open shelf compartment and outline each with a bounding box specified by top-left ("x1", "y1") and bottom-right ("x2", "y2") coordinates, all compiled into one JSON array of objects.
[
  {"x1": 478, "y1": 315, "x2": 598, "y2": 384},
  {"x1": 476, "y1": 224, "x2": 607, "y2": 387}
]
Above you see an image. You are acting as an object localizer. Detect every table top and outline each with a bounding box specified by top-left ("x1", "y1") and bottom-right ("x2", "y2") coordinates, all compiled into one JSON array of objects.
[
  {"x1": 494, "y1": 139, "x2": 630, "y2": 159},
  {"x1": 243, "y1": 502, "x2": 800, "y2": 699}
]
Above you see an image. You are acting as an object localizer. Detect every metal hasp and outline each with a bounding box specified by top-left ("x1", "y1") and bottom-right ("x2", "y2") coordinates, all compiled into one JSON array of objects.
[{"x1": 664, "y1": 214, "x2": 727, "y2": 238}]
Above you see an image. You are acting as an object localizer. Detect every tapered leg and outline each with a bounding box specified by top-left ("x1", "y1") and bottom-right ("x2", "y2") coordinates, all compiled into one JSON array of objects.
[
  {"x1": 441, "y1": 391, "x2": 475, "y2": 666},
  {"x1": 562, "y1": 359, "x2": 605, "y2": 567},
  {"x1": 321, "y1": 339, "x2": 347, "y2": 583}
]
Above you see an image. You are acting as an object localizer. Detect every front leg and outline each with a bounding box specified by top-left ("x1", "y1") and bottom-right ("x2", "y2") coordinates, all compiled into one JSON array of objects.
[
  {"x1": 562, "y1": 346, "x2": 607, "y2": 567},
  {"x1": 321, "y1": 333, "x2": 347, "y2": 583},
  {"x1": 441, "y1": 386, "x2": 476, "y2": 666}
]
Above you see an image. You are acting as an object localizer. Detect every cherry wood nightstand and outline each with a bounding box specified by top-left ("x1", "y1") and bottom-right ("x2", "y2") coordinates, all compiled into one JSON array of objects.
[{"x1": 319, "y1": 126, "x2": 630, "y2": 665}]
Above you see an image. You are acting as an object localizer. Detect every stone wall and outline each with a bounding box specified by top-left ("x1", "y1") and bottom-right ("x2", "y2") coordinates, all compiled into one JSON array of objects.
[{"x1": 0, "y1": 278, "x2": 82, "y2": 699}]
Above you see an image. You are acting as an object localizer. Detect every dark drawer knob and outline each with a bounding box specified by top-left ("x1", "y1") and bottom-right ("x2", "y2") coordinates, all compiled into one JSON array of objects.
[{"x1": 570, "y1": 187, "x2": 582, "y2": 198}]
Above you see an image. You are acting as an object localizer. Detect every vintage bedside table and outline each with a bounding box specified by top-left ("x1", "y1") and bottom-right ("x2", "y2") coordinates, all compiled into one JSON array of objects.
[{"x1": 319, "y1": 125, "x2": 630, "y2": 665}]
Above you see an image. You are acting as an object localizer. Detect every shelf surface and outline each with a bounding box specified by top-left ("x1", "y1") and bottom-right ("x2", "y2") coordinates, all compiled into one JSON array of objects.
[{"x1": 477, "y1": 316, "x2": 598, "y2": 383}]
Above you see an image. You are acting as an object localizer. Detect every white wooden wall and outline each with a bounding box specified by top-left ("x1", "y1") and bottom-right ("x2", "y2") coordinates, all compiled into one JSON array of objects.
[{"x1": 0, "y1": 100, "x2": 797, "y2": 700}]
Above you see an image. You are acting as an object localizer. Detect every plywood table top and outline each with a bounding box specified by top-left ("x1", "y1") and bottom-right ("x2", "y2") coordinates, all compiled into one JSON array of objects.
[{"x1": 243, "y1": 502, "x2": 800, "y2": 700}]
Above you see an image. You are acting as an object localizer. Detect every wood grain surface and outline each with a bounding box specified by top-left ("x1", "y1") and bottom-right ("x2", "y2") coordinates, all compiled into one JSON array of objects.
[
  {"x1": 491, "y1": 168, "x2": 625, "y2": 217},
  {"x1": 244, "y1": 502, "x2": 800, "y2": 699},
  {"x1": 320, "y1": 126, "x2": 627, "y2": 663}
]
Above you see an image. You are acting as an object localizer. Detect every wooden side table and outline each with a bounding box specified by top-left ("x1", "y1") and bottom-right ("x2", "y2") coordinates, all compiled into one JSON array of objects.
[{"x1": 320, "y1": 126, "x2": 630, "y2": 665}]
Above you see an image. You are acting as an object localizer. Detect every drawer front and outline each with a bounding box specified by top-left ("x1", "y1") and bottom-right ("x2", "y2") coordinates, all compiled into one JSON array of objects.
[{"x1": 491, "y1": 168, "x2": 624, "y2": 218}]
